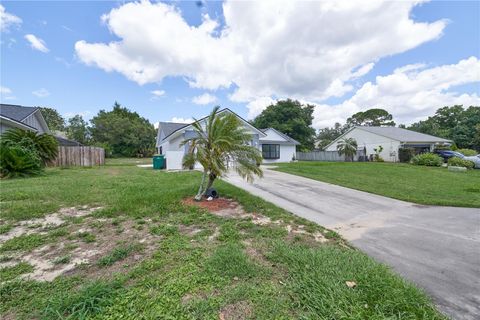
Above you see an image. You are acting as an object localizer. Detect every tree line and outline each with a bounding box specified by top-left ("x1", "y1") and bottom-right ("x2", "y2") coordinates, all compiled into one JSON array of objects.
[
  {"x1": 41, "y1": 100, "x2": 479, "y2": 158},
  {"x1": 41, "y1": 102, "x2": 156, "y2": 157}
]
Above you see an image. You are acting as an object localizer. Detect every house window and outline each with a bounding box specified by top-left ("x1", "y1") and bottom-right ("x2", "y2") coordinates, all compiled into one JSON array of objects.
[
  {"x1": 159, "y1": 146, "x2": 163, "y2": 155},
  {"x1": 262, "y1": 144, "x2": 280, "y2": 159}
]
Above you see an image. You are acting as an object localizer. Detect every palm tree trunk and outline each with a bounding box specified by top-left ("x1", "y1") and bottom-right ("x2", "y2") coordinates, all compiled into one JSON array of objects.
[
  {"x1": 195, "y1": 170, "x2": 207, "y2": 201},
  {"x1": 203, "y1": 173, "x2": 216, "y2": 196}
]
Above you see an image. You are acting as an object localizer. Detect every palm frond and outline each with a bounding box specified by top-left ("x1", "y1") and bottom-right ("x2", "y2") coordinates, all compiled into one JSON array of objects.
[{"x1": 182, "y1": 107, "x2": 263, "y2": 197}]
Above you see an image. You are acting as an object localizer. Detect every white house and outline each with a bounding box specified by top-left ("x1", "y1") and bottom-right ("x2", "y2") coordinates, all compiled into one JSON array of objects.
[
  {"x1": 325, "y1": 126, "x2": 451, "y2": 162},
  {"x1": 155, "y1": 108, "x2": 299, "y2": 170},
  {"x1": 0, "y1": 104, "x2": 50, "y2": 134}
]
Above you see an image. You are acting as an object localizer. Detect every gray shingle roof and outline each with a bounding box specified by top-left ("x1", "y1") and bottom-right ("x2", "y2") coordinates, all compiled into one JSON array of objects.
[
  {"x1": 158, "y1": 122, "x2": 189, "y2": 138},
  {"x1": 55, "y1": 136, "x2": 83, "y2": 146},
  {"x1": 0, "y1": 104, "x2": 38, "y2": 122},
  {"x1": 357, "y1": 126, "x2": 451, "y2": 142}
]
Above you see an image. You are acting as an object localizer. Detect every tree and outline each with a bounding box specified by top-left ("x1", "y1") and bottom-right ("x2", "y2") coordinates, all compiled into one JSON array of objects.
[
  {"x1": 346, "y1": 108, "x2": 395, "y2": 127},
  {"x1": 316, "y1": 122, "x2": 348, "y2": 150},
  {"x1": 90, "y1": 102, "x2": 156, "y2": 157},
  {"x1": 182, "y1": 107, "x2": 263, "y2": 201},
  {"x1": 39, "y1": 107, "x2": 66, "y2": 132},
  {"x1": 472, "y1": 124, "x2": 480, "y2": 151},
  {"x1": 251, "y1": 99, "x2": 316, "y2": 151},
  {"x1": 67, "y1": 115, "x2": 90, "y2": 145},
  {"x1": 408, "y1": 105, "x2": 480, "y2": 150},
  {"x1": 336, "y1": 138, "x2": 357, "y2": 161}
]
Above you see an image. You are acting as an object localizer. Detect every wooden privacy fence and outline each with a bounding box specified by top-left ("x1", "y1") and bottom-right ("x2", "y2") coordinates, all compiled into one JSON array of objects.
[
  {"x1": 296, "y1": 150, "x2": 365, "y2": 162},
  {"x1": 51, "y1": 146, "x2": 105, "y2": 167}
]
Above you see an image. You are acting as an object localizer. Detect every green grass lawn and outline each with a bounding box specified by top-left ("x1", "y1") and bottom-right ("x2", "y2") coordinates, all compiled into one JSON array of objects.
[
  {"x1": 0, "y1": 159, "x2": 445, "y2": 319},
  {"x1": 275, "y1": 161, "x2": 480, "y2": 207}
]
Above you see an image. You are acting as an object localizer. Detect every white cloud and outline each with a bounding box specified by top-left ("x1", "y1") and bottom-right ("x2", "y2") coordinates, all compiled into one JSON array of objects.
[
  {"x1": 246, "y1": 96, "x2": 276, "y2": 119},
  {"x1": 1, "y1": 86, "x2": 16, "y2": 100},
  {"x1": 75, "y1": 0, "x2": 446, "y2": 103},
  {"x1": 32, "y1": 88, "x2": 50, "y2": 98},
  {"x1": 55, "y1": 56, "x2": 72, "y2": 68},
  {"x1": 0, "y1": 5, "x2": 22, "y2": 32},
  {"x1": 62, "y1": 25, "x2": 73, "y2": 32},
  {"x1": 192, "y1": 93, "x2": 217, "y2": 105},
  {"x1": 170, "y1": 117, "x2": 193, "y2": 124},
  {"x1": 25, "y1": 34, "x2": 49, "y2": 53},
  {"x1": 64, "y1": 111, "x2": 91, "y2": 119},
  {"x1": 151, "y1": 89, "x2": 165, "y2": 97},
  {"x1": 350, "y1": 63, "x2": 375, "y2": 79},
  {"x1": 312, "y1": 56, "x2": 480, "y2": 128},
  {"x1": 0, "y1": 86, "x2": 12, "y2": 94}
]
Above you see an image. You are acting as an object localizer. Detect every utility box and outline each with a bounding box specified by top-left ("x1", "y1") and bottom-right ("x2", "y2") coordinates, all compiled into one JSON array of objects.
[{"x1": 153, "y1": 155, "x2": 165, "y2": 170}]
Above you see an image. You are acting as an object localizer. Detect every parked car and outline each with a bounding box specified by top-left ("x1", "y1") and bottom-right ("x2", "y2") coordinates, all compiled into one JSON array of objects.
[
  {"x1": 463, "y1": 154, "x2": 480, "y2": 169},
  {"x1": 434, "y1": 150, "x2": 465, "y2": 162}
]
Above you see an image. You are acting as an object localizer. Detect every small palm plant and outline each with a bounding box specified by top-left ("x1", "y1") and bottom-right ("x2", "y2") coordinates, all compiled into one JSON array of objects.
[
  {"x1": 1, "y1": 128, "x2": 59, "y2": 165},
  {"x1": 337, "y1": 137, "x2": 358, "y2": 162},
  {"x1": 182, "y1": 107, "x2": 263, "y2": 200}
]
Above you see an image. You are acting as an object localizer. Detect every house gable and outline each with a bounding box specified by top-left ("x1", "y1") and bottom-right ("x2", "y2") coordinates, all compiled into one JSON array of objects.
[
  {"x1": 156, "y1": 108, "x2": 266, "y2": 146},
  {"x1": 0, "y1": 104, "x2": 50, "y2": 134},
  {"x1": 23, "y1": 110, "x2": 50, "y2": 133},
  {"x1": 260, "y1": 128, "x2": 300, "y2": 145}
]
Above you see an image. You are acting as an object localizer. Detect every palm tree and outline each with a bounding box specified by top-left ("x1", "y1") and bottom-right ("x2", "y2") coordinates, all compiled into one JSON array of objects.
[
  {"x1": 337, "y1": 138, "x2": 358, "y2": 161},
  {"x1": 182, "y1": 107, "x2": 263, "y2": 201},
  {"x1": 1, "y1": 128, "x2": 58, "y2": 165}
]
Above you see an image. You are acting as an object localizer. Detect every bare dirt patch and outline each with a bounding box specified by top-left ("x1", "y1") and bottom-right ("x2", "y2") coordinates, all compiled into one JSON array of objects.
[
  {"x1": 178, "y1": 225, "x2": 204, "y2": 237},
  {"x1": 183, "y1": 197, "x2": 244, "y2": 214},
  {"x1": 183, "y1": 197, "x2": 331, "y2": 245},
  {"x1": 219, "y1": 301, "x2": 253, "y2": 320},
  {"x1": 0, "y1": 206, "x2": 103, "y2": 243},
  {"x1": 284, "y1": 224, "x2": 329, "y2": 244},
  {"x1": 183, "y1": 197, "x2": 274, "y2": 225},
  {"x1": 1, "y1": 211, "x2": 161, "y2": 282}
]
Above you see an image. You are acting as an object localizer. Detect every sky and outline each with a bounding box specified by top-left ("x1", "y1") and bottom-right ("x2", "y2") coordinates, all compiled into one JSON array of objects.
[{"x1": 1, "y1": 0, "x2": 479, "y2": 129}]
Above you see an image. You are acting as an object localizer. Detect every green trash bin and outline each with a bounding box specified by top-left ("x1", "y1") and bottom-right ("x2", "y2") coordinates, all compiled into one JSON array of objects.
[{"x1": 153, "y1": 155, "x2": 165, "y2": 170}]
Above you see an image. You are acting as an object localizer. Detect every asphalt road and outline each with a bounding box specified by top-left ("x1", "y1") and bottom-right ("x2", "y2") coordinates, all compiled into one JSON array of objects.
[{"x1": 224, "y1": 168, "x2": 480, "y2": 320}]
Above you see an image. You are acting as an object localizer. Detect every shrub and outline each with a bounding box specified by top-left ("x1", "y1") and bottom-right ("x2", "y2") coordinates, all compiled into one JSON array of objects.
[
  {"x1": 411, "y1": 153, "x2": 443, "y2": 167},
  {"x1": 0, "y1": 144, "x2": 42, "y2": 178},
  {"x1": 373, "y1": 145, "x2": 384, "y2": 162},
  {"x1": 398, "y1": 148, "x2": 415, "y2": 163},
  {"x1": 1, "y1": 128, "x2": 58, "y2": 165},
  {"x1": 456, "y1": 148, "x2": 477, "y2": 156},
  {"x1": 448, "y1": 157, "x2": 475, "y2": 169}
]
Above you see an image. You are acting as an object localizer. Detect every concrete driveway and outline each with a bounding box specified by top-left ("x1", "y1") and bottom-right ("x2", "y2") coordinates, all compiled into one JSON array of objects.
[{"x1": 224, "y1": 167, "x2": 480, "y2": 320}]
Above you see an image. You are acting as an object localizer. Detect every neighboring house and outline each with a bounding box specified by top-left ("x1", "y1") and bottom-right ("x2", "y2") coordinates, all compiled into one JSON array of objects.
[
  {"x1": 156, "y1": 108, "x2": 299, "y2": 170},
  {"x1": 0, "y1": 104, "x2": 50, "y2": 134},
  {"x1": 325, "y1": 126, "x2": 451, "y2": 162},
  {"x1": 55, "y1": 136, "x2": 83, "y2": 146}
]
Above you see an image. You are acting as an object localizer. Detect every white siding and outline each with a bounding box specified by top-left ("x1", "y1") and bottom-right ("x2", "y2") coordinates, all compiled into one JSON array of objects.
[
  {"x1": 168, "y1": 135, "x2": 184, "y2": 150},
  {"x1": 326, "y1": 128, "x2": 400, "y2": 162},
  {"x1": 165, "y1": 151, "x2": 184, "y2": 170},
  {"x1": 261, "y1": 144, "x2": 296, "y2": 163},
  {"x1": 261, "y1": 129, "x2": 285, "y2": 141}
]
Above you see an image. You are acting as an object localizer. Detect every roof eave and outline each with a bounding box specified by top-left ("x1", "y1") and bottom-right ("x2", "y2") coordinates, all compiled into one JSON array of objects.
[{"x1": 0, "y1": 115, "x2": 38, "y2": 132}]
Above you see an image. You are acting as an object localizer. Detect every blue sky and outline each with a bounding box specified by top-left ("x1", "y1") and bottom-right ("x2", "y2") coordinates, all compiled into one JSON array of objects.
[{"x1": 1, "y1": 0, "x2": 479, "y2": 128}]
